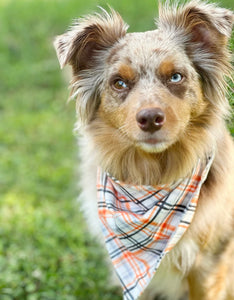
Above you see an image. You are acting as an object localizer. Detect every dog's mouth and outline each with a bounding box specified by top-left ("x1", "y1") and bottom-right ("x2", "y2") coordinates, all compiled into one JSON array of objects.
[
  {"x1": 136, "y1": 137, "x2": 171, "y2": 153},
  {"x1": 117, "y1": 126, "x2": 174, "y2": 154},
  {"x1": 141, "y1": 138, "x2": 161, "y2": 144}
]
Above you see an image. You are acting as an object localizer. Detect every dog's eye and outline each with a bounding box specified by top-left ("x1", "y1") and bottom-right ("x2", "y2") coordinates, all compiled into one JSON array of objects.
[
  {"x1": 169, "y1": 73, "x2": 183, "y2": 83},
  {"x1": 113, "y1": 79, "x2": 128, "y2": 91}
]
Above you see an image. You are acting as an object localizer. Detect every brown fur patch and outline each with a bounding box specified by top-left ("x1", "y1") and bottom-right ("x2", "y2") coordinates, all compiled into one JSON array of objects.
[
  {"x1": 159, "y1": 59, "x2": 175, "y2": 76},
  {"x1": 158, "y1": 59, "x2": 189, "y2": 98},
  {"x1": 167, "y1": 81, "x2": 187, "y2": 99},
  {"x1": 118, "y1": 64, "x2": 136, "y2": 81}
]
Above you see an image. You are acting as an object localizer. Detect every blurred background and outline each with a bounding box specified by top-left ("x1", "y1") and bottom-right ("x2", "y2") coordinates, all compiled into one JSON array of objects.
[{"x1": 0, "y1": 0, "x2": 233, "y2": 299}]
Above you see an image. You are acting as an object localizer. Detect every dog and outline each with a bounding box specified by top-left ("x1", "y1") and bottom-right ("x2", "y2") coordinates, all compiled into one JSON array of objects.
[{"x1": 54, "y1": 1, "x2": 234, "y2": 299}]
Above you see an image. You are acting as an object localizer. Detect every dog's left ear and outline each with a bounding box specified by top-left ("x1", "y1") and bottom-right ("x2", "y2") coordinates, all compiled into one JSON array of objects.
[{"x1": 158, "y1": 1, "x2": 233, "y2": 52}]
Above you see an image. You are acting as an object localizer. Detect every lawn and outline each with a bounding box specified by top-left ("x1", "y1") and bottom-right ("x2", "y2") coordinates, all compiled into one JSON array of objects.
[{"x1": 0, "y1": 0, "x2": 233, "y2": 299}]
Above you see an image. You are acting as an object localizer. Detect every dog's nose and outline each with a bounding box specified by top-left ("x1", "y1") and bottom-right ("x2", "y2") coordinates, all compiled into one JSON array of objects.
[{"x1": 136, "y1": 108, "x2": 165, "y2": 133}]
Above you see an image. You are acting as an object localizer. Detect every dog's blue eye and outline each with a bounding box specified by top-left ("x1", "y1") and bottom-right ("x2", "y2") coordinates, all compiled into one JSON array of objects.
[
  {"x1": 113, "y1": 79, "x2": 128, "y2": 91},
  {"x1": 170, "y1": 73, "x2": 183, "y2": 83}
]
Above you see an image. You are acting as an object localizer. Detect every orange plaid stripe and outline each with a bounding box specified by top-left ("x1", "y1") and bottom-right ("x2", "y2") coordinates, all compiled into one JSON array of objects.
[{"x1": 97, "y1": 154, "x2": 214, "y2": 300}]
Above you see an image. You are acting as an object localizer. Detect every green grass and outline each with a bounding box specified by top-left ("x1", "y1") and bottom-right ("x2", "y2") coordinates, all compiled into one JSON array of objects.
[{"x1": 0, "y1": 0, "x2": 233, "y2": 299}]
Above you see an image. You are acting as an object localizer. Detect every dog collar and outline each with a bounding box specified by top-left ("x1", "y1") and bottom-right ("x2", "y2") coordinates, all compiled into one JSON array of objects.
[{"x1": 97, "y1": 154, "x2": 214, "y2": 300}]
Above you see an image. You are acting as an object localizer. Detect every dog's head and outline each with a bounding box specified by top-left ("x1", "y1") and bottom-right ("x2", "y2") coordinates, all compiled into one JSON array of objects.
[{"x1": 54, "y1": 1, "x2": 233, "y2": 184}]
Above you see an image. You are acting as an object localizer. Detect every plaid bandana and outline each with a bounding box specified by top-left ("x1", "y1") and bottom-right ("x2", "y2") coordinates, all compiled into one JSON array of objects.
[{"x1": 97, "y1": 155, "x2": 214, "y2": 300}]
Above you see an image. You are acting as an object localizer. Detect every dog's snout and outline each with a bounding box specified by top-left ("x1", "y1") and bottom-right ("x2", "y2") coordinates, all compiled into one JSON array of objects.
[{"x1": 136, "y1": 108, "x2": 165, "y2": 133}]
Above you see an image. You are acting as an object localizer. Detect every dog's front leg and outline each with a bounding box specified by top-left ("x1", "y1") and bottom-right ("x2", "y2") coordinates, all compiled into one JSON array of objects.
[{"x1": 188, "y1": 266, "x2": 228, "y2": 300}]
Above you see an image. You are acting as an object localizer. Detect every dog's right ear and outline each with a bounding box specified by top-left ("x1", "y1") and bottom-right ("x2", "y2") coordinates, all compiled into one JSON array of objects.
[{"x1": 53, "y1": 9, "x2": 128, "y2": 72}]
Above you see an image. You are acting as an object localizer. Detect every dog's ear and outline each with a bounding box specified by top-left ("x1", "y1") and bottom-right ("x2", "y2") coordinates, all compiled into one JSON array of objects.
[
  {"x1": 54, "y1": 9, "x2": 128, "y2": 126},
  {"x1": 54, "y1": 8, "x2": 128, "y2": 72},
  {"x1": 158, "y1": 1, "x2": 233, "y2": 51}
]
